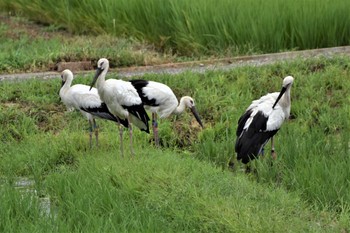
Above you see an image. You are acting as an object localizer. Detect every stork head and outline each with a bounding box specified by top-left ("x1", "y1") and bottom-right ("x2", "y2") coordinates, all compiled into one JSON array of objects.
[
  {"x1": 90, "y1": 58, "x2": 109, "y2": 90},
  {"x1": 181, "y1": 96, "x2": 204, "y2": 128},
  {"x1": 60, "y1": 69, "x2": 73, "y2": 87},
  {"x1": 182, "y1": 96, "x2": 195, "y2": 108},
  {"x1": 282, "y1": 76, "x2": 294, "y2": 88},
  {"x1": 272, "y1": 76, "x2": 294, "y2": 109},
  {"x1": 97, "y1": 58, "x2": 109, "y2": 71}
]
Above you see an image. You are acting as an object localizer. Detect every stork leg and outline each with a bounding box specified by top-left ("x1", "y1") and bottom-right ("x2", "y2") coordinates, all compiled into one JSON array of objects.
[
  {"x1": 119, "y1": 124, "x2": 124, "y2": 157},
  {"x1": 152, "y1": 113, "x2": 159, "y2": 147},
  {"x1": 271, "y1": 137, "x2": 276, "y2": 160},
  {"x1": 115, "y1": 118, "x2": 124, "y2": 157},
  {"x1": 88, "y1": 119, "x2": 93, "y2": 149},
  {"x1": 93, "y1": 119, "x2": 98, "y2": 147},
  {"x1": 128, "y1": 115, "x2": 134, "y2": 156}
]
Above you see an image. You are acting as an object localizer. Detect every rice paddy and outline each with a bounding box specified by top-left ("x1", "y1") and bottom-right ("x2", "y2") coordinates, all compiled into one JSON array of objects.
[{"x1": 1, "y1": 0, "x2": 350, "y2": 55}]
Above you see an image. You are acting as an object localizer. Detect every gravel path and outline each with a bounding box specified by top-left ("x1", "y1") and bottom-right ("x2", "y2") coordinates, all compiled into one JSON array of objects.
[{"x1": 1, "y1": 46, "x2": 350, "y2": 82}]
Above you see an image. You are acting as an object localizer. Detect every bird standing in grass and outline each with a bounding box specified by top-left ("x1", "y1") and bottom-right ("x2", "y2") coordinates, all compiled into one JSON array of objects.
[
  {"x1": 59, "y1": 69, "x2": 128, "y2": 148},
  {"x1": 234, "y1": 76, "x2": 294, "y2": 168},
  {"x1": 89, "y1": 58, "x2": 150, "y2": 156},
  {"x1": 129, "y1": 79, "x2": 204, "y2": 146}
]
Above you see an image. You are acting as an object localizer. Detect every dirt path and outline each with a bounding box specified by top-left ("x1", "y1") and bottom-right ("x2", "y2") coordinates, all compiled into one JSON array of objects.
[{"x1": 1, "y1": 46, "x2": 350, "y2": 82}]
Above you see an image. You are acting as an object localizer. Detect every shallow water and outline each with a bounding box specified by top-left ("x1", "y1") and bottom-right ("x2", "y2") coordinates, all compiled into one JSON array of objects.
[{"x1": 14, "y1": 177, "x2": 53, "y2": 217}]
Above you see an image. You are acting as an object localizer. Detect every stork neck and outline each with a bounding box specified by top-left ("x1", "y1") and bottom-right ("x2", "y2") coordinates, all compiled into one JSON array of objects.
[
  {"x1": 173, "y1": 98, "x2": 186, "y2": 115},
  {"x1": 96, "y1": 69, "x2": 108, "y2": 90},
  {"x1": 61, "y1": 77, "x2": 72, "y2": 92},
  {"x1": 280, "y1": 87, "x2": 291, "y2": 107},
  {"x1": 279, "y1": 87, "x2": 292, "y2": 119}
]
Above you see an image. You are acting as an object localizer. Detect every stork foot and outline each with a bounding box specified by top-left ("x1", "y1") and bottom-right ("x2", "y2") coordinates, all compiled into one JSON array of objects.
[
  {"x1": 148, "y1": 137, "x2": 164, "y2": 147},
  {"x1": 271, "y1": 149, "x2": 277, "y2": 160},
  {"x1": 228, "y1": 161, "x2": 235, "y2": 169},
  {"x1": 245, "y1": 164, "x2": 251, "y2": 174}
]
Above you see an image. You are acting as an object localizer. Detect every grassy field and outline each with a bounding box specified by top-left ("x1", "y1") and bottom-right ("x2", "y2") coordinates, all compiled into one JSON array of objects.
[
  {"x1": 1, "y1": 0, "x2": 350, "y2": 55},
  {"x1": 0, "y1": 13, "x2": 183, "y2": 74},
  {"x1": 0, "y1": 149, "x2": 342, "y2": 232},
  {"x1": 0, "y1": 56, "x2": 350, "y2": 231}
]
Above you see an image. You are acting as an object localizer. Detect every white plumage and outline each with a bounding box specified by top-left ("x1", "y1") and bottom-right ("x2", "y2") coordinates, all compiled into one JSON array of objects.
[
  {"x1": 243, "y1": 92, "x2": 287, "y2": 132},
  {"x1": 140, "y1": 81, "x2": 179, "y2": 118},
  {"x1": 89, "y1": 58, "x2": 150, "y2": 156},
  {"x1": 59, "y1": 69, "x2": 124, "y2": 148},
  {"x1": 129, "y1": 79, "x2": 203, "y2": 146},
  {"x1": 235, "y1": 76, "x2": 294, "y2": 165}
]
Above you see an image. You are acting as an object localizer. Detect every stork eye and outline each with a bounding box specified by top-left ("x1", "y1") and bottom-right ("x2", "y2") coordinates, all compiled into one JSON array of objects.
[{"x1": 190, "y1": 100, "x2": 194, "y2": 105}]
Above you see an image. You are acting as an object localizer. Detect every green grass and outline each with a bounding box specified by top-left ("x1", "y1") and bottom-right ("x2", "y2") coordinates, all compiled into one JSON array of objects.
[
  {"x1": 0, "y1": 56, "x2": 350, "y2": 231},
  {"x1": 1, "y1": 145, "x2": 342, "y2": 232},
  {"x1": 1, "y1": 0, "x2": 350, "y2": 55},
  {"x1": 0, "y1": 14, "x2": 180, "y2": 74}
]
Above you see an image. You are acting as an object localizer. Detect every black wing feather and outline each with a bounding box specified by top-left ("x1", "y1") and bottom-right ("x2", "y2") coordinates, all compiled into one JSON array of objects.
[
  {"x1": 236, "y1": 109, "x2": 252, "y2": 137},
  {"x1": 122, "y1": 103, "x2": 150, "y2": 134},
  {"x1": 129, "y1": 79, "x2": 159, "y2": 106},
  {"x1": 81, "y1": 103, "x2": 129, "y2": 128},
  {"x1": 235, "y1": 111, "x2": 279, "y2": 164}
]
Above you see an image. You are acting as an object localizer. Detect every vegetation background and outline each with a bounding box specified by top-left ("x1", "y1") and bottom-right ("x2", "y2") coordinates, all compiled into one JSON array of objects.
[{"x1": 1, "y1": 1, "x2": 350, "y2": 232}]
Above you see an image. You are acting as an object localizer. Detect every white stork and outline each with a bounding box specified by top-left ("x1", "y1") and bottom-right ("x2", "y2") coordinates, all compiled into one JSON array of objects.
[
  {"x1": 89, "y1": 58, "x2": 150, "y2": 156},
  {"x1": 235, "y1": 76, "x2": 294, "y2": 166},
  {"x1": 59, "y1": 69, "x2": 128, "y2": 148},
  {"x1": 129, "y1": 79, "x2": 203, "y2": 146}
]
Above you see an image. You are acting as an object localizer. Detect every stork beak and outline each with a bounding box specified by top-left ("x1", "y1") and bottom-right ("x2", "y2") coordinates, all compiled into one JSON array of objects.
[
  {"x1": 190, "y1": 106, "x2": 204, "y2": 128},
  {"x1": 272, "y1": 86, "x2": 287, "y2": 109},
  {"x1": 90, "y1": 67, "x2": 103, "y2": 91}
]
